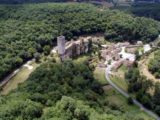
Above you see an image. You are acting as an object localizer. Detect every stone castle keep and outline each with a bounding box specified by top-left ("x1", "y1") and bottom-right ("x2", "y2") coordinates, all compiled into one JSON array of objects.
[{"x1": 57, "y1": 36, "x2": 89, "y2": 61}]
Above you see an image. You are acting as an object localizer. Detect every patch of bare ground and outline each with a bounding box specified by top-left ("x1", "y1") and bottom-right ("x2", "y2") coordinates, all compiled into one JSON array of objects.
[{"x1": 102, "y1": 85, "x2": 112, "y2": 90}]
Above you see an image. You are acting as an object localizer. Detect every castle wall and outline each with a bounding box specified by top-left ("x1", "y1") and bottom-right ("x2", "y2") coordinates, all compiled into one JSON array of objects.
[{"x1": 57, "y1": 36, "x2": 89, "y2": 61}]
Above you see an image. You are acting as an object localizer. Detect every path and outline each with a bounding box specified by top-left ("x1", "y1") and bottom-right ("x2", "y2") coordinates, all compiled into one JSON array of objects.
[{"x1": 105, "y1": 63, "x2": 160, "y2": 120}]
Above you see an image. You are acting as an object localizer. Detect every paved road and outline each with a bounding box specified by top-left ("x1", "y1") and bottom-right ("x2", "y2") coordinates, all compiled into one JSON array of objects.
[
  {"x1": 0, "y1": 68, "x2": 21, "y2": 85},
  {"x1": 105, "y1": 64, "x2": 160, "y2": 120}
]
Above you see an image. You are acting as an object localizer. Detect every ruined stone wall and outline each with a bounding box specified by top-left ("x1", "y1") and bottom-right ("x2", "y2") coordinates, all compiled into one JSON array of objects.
[{"x1": 57, "y1": 36, "x2": 89, "y2": 61}]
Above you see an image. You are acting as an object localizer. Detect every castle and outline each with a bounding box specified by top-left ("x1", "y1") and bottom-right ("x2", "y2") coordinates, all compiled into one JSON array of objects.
[{"x1": 57, "y1": 36, "x2": 89, "y2": 61}]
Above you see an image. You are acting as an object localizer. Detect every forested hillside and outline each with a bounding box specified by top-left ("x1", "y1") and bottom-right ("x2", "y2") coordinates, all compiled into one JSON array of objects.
[
  {"x1": 0, "y1": 3, "x2": 160, "y2": 82},
  {"x1": 0, "y1": 0, "x2": 112, "y2": 4},
  {"x1": 0, "y1": 60, "x2": 153, "y2": 120},
  {"x1": 112, "y1": 3, "x2": 160, "y2": 21},
  {"x1": 0, "y1": 0, "x2": 67, "y2": 4}
]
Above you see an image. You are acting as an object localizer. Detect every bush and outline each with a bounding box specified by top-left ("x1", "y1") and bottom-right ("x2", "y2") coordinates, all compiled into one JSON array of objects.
[{"x1": 127, "y1": 97, "x2": 133, "y2": 105}]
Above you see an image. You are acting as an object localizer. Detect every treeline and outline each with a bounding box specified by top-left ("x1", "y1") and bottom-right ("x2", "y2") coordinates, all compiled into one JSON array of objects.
[
  {"x1": 0, "y1": 3, "x2": 160, "y2": 82},
  {"x1": 0, "y1": 0, "x2": 68, "y2": 4},
  {"x1": 125, "y1": 67, "x2": 160, "y2": 115},
  {"x1": 0, "y1": 0, "x2": 112, "y2": 4},
  {"x1": 148, "y1": 51, "x2": 160, "y2": 78},
  {"x1": 112, "y1": 3, "x2": 160, "y2": 21},
  {"x1": 0, "y1": 60, "x2": 147, "y2": 120}
]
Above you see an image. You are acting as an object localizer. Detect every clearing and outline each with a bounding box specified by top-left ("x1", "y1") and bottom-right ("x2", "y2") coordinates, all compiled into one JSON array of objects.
[{"x1": 1, "y1": 62, "x2": 39, "y2": 95}]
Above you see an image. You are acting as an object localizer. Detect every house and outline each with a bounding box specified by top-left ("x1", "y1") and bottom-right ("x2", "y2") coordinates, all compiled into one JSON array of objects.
[
  {"x1": 113, "y1": 60, "x2": 124, "y2": 70},
  {"x1": 127, "y1": 48, "x2": 136, "y2": 54},
  {"x1": 137, "y1": 41, "x2": 143, "y2": 46},
  {"x1": 97, "y1": 62, "x2": 106, "y2": 68},
  {"x1": 123, "y1": 60, "x2": 134, "y2": 68},
  {"x1": 92, "y1": 37, "x2": 99, "y2": 43},
  {"x1": 117, "y1": 42, "x2": 130, "y2": 47},
  {"x1": 113, "y1": 60, "x2": 134, "y2": 70}
]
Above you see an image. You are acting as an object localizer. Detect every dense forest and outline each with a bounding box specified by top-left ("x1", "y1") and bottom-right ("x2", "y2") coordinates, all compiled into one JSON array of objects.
[
  {"x1": 0, "y1": 0, "x2": 113, "y2": 4},
  {"x1": 112, "y1": 3, "x2": 160, "y2": 21},
  {"x1": 0, "y1": 3, "x2": 160, "y2": 83},
  {"x1": 148, "y1": 50, "x2": 160, "y2": 78},
  {"x1": 0, "y1": 0, "x2": 68, "y2": 4},
  {"x1": 125, "y1": 67, "x2": 160, "y2": 115},
  {"x1": 0, "y1": 60, "x2": 148, "y2": 120}
]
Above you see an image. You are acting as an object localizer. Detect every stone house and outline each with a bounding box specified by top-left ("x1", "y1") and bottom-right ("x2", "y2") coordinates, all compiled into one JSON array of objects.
[
  {"x1": 136, "y1": 41, "x2": 143, "y2": 46},
  {"x1": 117, "y1": 42, "x2": 130, "y2": 47},
  {"x1": 113, "y1": 60, "x2": 134, "y2": 70},
  {"x1": 127, "y1": 48, "x2": 136, "y2": 54},
  {"x1": 96, "y1": 62, "x2": 106, "y2": 68}
]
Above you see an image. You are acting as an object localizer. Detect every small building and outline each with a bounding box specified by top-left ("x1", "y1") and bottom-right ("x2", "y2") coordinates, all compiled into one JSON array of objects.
[
  {"x1": 117, "y1": 42, "x2": 130, "y2": 47},
  {"x1": 113, "y1": 60, "x2": 124, "y2": 70},
  {"x1": 127, "y1": 48, "x2": 136, "y2": 54},
  {"x1": 112, "y1": 54, "x2": 120, "y2": 61},
  {"x1": 97, "y1": 62, "x2": 106, "y2": 68},
  {"x1": 137, "y1": 41, "x2": 143, "y2": 46},
  {"x1": 113, "y1": 60, "x2": 134, "y2": 70},
  {"x1": 92, "y1": 37, "x2": 99, "y2": 43},
  {"x1": 101, "y1": 45, "x2": 108, "y2": 49},
  {"x1": 123, "y1": 60, "x2": 134, "y2": 68}
]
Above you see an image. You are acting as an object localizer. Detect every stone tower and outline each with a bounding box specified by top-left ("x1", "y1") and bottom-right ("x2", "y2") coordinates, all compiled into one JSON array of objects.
[{"x1": 57, "y1": 36, "x2": 65, "y2": 61}]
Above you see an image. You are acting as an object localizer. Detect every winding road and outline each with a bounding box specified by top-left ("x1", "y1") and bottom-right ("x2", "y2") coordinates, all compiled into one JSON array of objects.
[{"x1": 105, "y1": 64, "x2": 160, "y2": 120}]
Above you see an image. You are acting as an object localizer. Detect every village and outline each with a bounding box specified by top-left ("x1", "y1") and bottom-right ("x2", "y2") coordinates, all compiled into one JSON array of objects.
[{"x1": 53, "y1": 35, "x2": 152, "y2": 72}]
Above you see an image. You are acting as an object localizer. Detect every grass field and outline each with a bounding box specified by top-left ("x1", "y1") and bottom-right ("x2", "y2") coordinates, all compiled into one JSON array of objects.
[
  {"x1": 109, "y1": 74, "x2": 128, "y2": 92},
  {"x1": 1, "y1": 62, "x2": 39, "y2": 95},
  {"x1": 94, "y1": 67, "x2": 107, "y2": 85}
]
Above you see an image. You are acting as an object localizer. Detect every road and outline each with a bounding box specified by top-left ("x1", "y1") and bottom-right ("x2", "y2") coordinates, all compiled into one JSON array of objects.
[
  {"x1": 0, "y1": 68, "x2": 21, "y2": 85},
  {"x1": 0, "y1": 60, "x2": 33, "y2": 87},
  {"x1": 105, "y1": 64, "x2": 160, "y2": 120}
]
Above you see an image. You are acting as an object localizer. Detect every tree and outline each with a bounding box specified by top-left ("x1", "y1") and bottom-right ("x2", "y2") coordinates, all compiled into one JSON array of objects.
[
  {"x1": 14, "y1": 57, "x2": 23, "y2": 67},
  {"x1": 98, "y1": 50, "x2": 101, "y2": 60},
  {"x1": 28, "y1": 48, "x2": 37, "y2": 58},
  {"x1": 34, "y1": 52, "x2": 41, "y2": 62},
  {"x1": 136, "y1": 90, "x2": 143, "y2": 102},
  {"x1": 155, "y1": 106, "x2": 160, "y2": 116},
  {"x1": 88, "y1": 39, "x2": 92, "y2": 52},
  {"x1": 153, "y1": 82, "x2": 160, "y2": 105},
  {"x1": 43, "y1": 45, "x2": 51, "y2": 55},
  {"x1": 120, "y1": 54, "x2": 122, "y2": 58},
  {"x1": 127, "y1": 97, "x2": 133, "y2": 105},
  {"x1": 141, "y1": 95, "x2": 151, "y2": 108}
]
